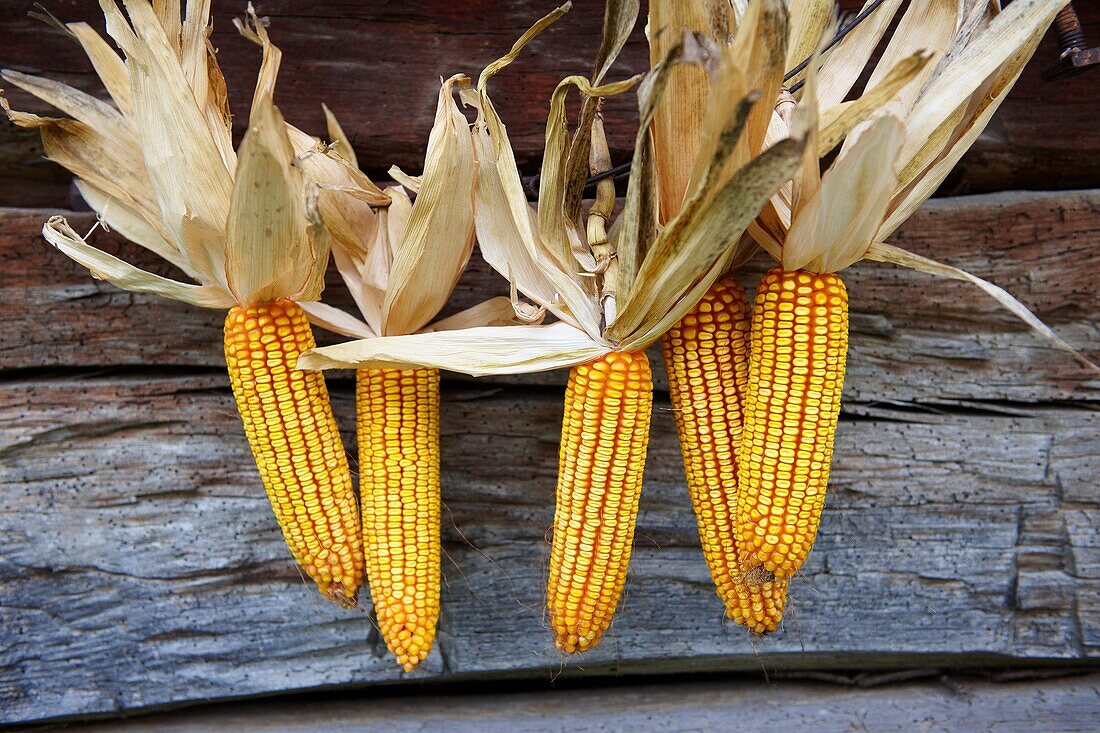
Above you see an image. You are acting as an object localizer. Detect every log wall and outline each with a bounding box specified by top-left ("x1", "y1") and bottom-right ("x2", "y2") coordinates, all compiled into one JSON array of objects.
[{"x1": 0, "y1": 0, "x2": 1097, "y2": 726}]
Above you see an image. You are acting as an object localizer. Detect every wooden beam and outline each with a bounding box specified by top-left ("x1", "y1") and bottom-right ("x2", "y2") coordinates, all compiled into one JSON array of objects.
[
  {"x1": 0, "y1": 1, "x2": 1097, "y2": 207},
  {"x1": 57, "y1": 673, "x2": 1100, "y2": 732},
  {"x1": 2, "y1": 189, "x2": 1096, "y2": 401},
  {"x1": 1, "y1": 375, "x2": 1096, "y2": 723}
]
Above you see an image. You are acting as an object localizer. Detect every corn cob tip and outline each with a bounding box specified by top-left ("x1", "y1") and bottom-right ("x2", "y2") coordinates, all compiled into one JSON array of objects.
[
  {"x1": 322, "y1": 584, "x2": 359, "y2": 610},
  {"x1": 554, "y1": 631, "x2": 600, "y2": 655},
  {"x1": 721, "y1": 560, "x2": 789, "y2": 636},
  {"x1": 379, "y1": 611, "x2": 433, "y2": 672}
]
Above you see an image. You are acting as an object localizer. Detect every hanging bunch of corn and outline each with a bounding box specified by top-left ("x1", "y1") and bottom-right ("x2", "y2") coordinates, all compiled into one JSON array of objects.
[
  {"x1": 241, "y1": 25, "x2": 524, "y2": 671},
  {"x1": 733, "y1": 0, "x2": 1087, "y2": 617},
  {"x1": 646, "y1": 0, "x2": 933, "y2": 634},
  {"x1": 302, "y1": 0, "x2": 813, "y2": 654},
  {"x1": 1, "y1": 2, "x2": 364, "y2": 607},
  {"x1": 647, "y1": 0, "x2": 808, "y2": 634}
]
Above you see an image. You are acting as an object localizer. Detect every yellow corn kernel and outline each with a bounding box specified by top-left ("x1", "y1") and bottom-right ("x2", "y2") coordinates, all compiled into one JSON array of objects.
[
  {"x1": 224, "y1": 300, "x2": 364, "y2": 608},
  {"x1": 662, "y1": 277, "x2": 788, "y2": 632},
  {"x1": 730, "y1": 565, "x2": 789, "y2": 634},
  {"x1": 357, "y1": 367, "x2": 441, "y2": 672},
  {"x1": 737, "y1": 267, "x2": 848, "y2": 579},
  {"x1": 549, "y1": 350, "x2": 653, "y2": 653}
]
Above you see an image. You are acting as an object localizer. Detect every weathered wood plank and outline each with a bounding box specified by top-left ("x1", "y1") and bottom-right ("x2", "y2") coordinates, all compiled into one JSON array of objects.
[
  {"x1": 1, "y1": 375, "x2": 1095, "y2": 723},
  {"x1": 61, "y1": 673, "x2": 1100, "y2": 733},
  {"x1": 2, "y1": 189, "x2": 1097, "y2": 401},
  {"x1": 0, "y1": 1, "x2": 1098, "y2": 207}
]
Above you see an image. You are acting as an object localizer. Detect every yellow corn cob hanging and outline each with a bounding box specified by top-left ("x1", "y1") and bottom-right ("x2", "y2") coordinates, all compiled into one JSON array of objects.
[
  {"x1": 225, "y1": 300, "x2": 365, "y2": 607},
  {"x1": 662, "y1": 276, "x2": 789, "y2": 633},
  {"x1": 357, "y1": 367, "x2": 442, "y2": 672},
  {"x1": 548, "y1": 350, "x2": 653, "y2": 653},
  {"x1": 737, "y1": 267, "x2": 848, "y2": 580}
]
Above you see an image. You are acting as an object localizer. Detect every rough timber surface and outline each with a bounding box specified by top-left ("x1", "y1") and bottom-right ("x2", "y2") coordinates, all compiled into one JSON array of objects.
[
  {"x1": 2, "y1": 189, "x2": 1097, "y2": 401},
  {"x1": 1, "y1": 372, "x2": 1097, "y2": 724},
  {"x1": 57, "y1": 672, "x2": 1100, "y2": 733},
  {"x1": 0, "y1": 1, "x2": 1098, "y2": 207},
  {"x1": 1, "y1": 176, "x2": 1099, "y2": 723}
]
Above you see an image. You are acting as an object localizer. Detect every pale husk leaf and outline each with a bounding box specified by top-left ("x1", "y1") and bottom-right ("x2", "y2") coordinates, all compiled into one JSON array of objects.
[
  {"x1": 42, "y1": 216, "x2": 234, "y2": 308},
  {"x1": 610, "y1": 88, "x2": 759, "y2": 339},
  {"x1": 882, "y1": 21, "x2": 1045, "y2": 236},
  {"x1": 466, "y1": 1, "x2": 599, "y2": 334},
  {"x1": 100, "y1": 0, "x2": 139, "y2": 56},
  {"x1": 783, "y1": 114, "x2": 904, "y2": 272},
  {"x1": 74, "y1": 179, "x2": 192, "y2": 277},
  {"x1": 862, "y1": 0, "x2": 956, "y2": 119},
  {"x1": 538, "y1": 75, "x2": 640, "y2": 276},
  {"x1": 467, "y1": 107, "x2": 572, "y2": 323},
  {"x1": 301, "y1": 300, "x2": 376, "y2": 339},
  {"x1": 884, "y1": 94, "x2": 1011, "y2": 238},
  {"x1": 466, "y1": 90, "x2": 601, "y2": 337},
  {"x1": 815, "y1": 0, "x2": 903, "y2": 110},
  {"x1": 609, "y1": 134, "x2": 807, "y2": 347},
  {"x1": 322, "y1": 103, "x2": 358, "y2": 168},
  {"x1": 726, "y1": 0, "x2": 787, "y2": 169},
  {"x1": 1, "y1": 99, "x2": 166, "y2": 249},
  {"x1": 613, "y1": 49, "x2": 680, "y2": 296},
  {"x1": 817, "y1": 50, "x2": 932, "y2": 155},
  {"x1": 900, "y1": 0, "x2": 1068, "y2": 163},
  {"x1": 124, "y1": 0, "x2": 233, "y2": 288},
  {"x1": 561, "y1": 0, "x2": 640, "y2": 225},
  {"x1": 68, "y1": 22, "x2": 132, "y2": 114},
  {"x1": 785, "y1": 0, "x2": 833, "y2": 79},
  {"x1": 282, "y1": 118, "x2": 388, "y2": 329},
  {"x1": 646, "y1": 0, "x2": 724, "y2": 223},
  {"x1": 225, "y1": 95, "x2": 323, "y2": 306},
  {"x1": 866, "y1": 242, "x2": 1097, "y2": 370},
  {"x1": 152, "y1": 0, "x2": 183, "y2": 52},
  {"x1": 182, "y1": 0, "x2": 235, "y2": 173},
  {"x1": 299, "y1": 322, "x2": 610, "y2": 377},
  {"x1": 383, "y1": 74, "x2": 478, "y2": 335},
  {"x1": 388, "y1": 165, "x2": 422, "y2": 194},
  {"x1": 421, "y1": 296, "x2": 538, "y2": 332},
  {"x1": 1, "y1": 69, "x2": 129, "y2": 145},
  {"x1": 790, "y1": 60, "x2": 821, "y2": 212}
]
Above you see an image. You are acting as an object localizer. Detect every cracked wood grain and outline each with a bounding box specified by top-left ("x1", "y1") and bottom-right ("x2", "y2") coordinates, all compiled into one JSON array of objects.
[
  {"x1": 2, "y1": 189, "x2": 1097, "y2": 402},
  {"x1": 58, "y1": 672, "x2": 1100, "y2": 733},
  {"x1": 1, "y1": 375, "x2": 1096, "y2": 724}
]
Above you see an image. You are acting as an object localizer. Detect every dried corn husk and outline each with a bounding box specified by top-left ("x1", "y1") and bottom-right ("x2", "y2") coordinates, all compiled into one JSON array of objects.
[
  {"x1": 302, "y1": 0, "x2": 809, "y2": 375},
  {"x1": 2, "y1": 1, "x2": 326, "y2": 309},
  {"x1": 269, "y1": 45, "x2": 524, "y2": 338},
  {"x1": 753, "y1": 0, "x2": 1090, "y2": 363}
]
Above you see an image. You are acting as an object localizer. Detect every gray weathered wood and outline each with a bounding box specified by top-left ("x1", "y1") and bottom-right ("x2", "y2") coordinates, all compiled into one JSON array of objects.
[
  {"x1": 62, "y1": 673, "x2": 1100, "y2": 733},
  {"x1": 2, "y1": 189, "x2": 1097, "y2": 401},
  {"x1": 1, "y1": 375, "x2": 1096, "y2": 724}
]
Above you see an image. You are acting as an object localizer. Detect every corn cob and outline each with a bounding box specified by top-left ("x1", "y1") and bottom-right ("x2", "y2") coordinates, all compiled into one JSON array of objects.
[
  {"x1": 357, "y1": 367, "x2": 442, "y2": 671},
  {"x1": 662, "y1": 277, "x2": 789, "y2": 633},
  {"x1": 548, "y1": 350, "x2": 653, "y2": 653},
  {"x1": 737, "y1": 267, "x2": 848, "y2": 579},
  {"x1": 224, "y1": 300, "x2": 365, "y2": 607}
]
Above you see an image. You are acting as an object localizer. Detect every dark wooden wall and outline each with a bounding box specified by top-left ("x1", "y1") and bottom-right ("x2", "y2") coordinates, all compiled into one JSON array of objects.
[
  {"x1": 0, "y1": 0, "x2": 1098, "y2": 727},
  {"x1": 2, "y1": 0, "x2": 1099, "y2": 206}
]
